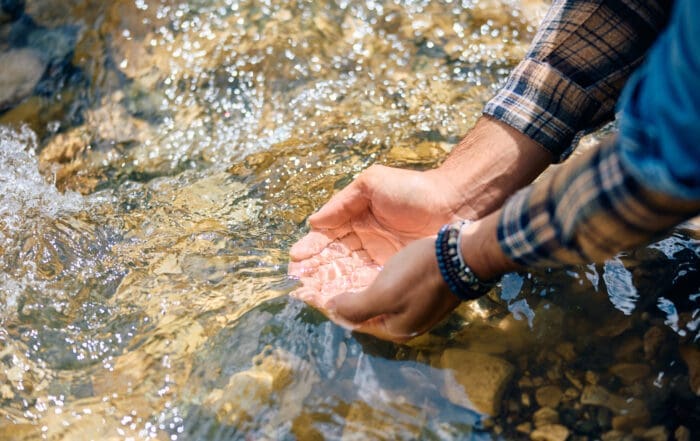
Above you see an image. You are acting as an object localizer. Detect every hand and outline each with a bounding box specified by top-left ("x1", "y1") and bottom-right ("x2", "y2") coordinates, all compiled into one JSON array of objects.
[
  {"x1": 288, "y1": 164, "x2": 466, "y2": 309},
  {"x1": 324, "y1": 236, "x2": 462, "y2": 342},
  {"x1": 288, "y1": 117, "x2": 551, "y2": 313}
]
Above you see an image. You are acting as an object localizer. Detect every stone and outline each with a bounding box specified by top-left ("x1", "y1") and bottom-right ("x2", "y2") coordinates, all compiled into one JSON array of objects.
[
  {"x1": 674, "y1": 425, "x2": 691, "y2": 441},
  {"x1": 679, "y1": 345, "x2": 700, "y2": 395},
  {"x1": 521, "y1": 392, "x2": 532, "y2": 407},
  {"x1": 602, "y1": 430, "x2": 636, "y2": 441},
  {"x1": 341, "y1": 399, "x2": 424, "y2": 441},
  {"x1": 614, "y1": 337, "x2": 644, "y2": 361},
  {"x1": 585, "y1": 371, "x2": 600, "y2": 385},
  {"x1": 39, "y1": 127, "x2": 90, "y2": 164},
  {"x1": 530, "y1": 424, "x2": 570, "y2": 441},
  {"x1": 611, "y1": 412, "x2": 650, "y2": 432},
  {"x1": 580, "y1": 384, "x2": 650, "y2": 431},
  {"x1": 535, "y1": 385, "x2": 563, "y2": 408},
  {"x1": 643, "y1": 326, "x2": 667, "y2": 361},
  {"x1": 555, "y1": 342, "x2": 576, "y2": 363},
  {"x1": 533, "y1": 407, "x2": 559, "y2": 427},
  {"x1": 564, "y1": 371, "x2": 583, "y2": 390},
  {"x1": 640, "y1": 426, "x2": 669, "y2": 441},
  {"x1": 440, "y1": 349, "x2": 515, "y2": 417},
  {"x1": 563, "y1": 387, "x2": 579, "y2": 401},
  {"x1": 203, "y1": 347, "x2": 318, "y2": 428},
  {"x1": 609, "y1": 363, "x2": 651, "y2": 385},
  {"x1": 517, "y1": 422, "x2": 533, "y2": 435},
  {"x1": 0, "y1": 49, "x2": 46, "y2": 110}
]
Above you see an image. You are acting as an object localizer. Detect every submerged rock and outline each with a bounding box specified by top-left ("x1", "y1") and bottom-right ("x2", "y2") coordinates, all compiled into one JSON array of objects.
[
  {"x1": 679, "y1": 345, "x2": 700, "y2": 395},
  {"x1": 341, "y1": 399, "x2": 425, "y2": 441},
  {"x1": 609, "y1": 362, "x2": 651, "y2": 385},
  {"x1": 535, "y1": 385, "x2": 563, "y2": 409},
  {"x1": 440, "y1": 349, "x2": 515, "y2": 417},
  {"x1": 203, "y1": 347, "x2": 318, "y2": 429},
  {"x1": 0, "y1": 48, "x2": 46, "y2": 110},
  {"x1": 533, "y1": 407, "x2": 559, "y2": 428},
  {"x1": 530, "y1": 424, "x2": 570, "y2": 441}
]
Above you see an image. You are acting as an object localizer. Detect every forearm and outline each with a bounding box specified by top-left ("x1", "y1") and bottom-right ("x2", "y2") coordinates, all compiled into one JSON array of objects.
[{"x1": 428, "y1": 116, "x2": 553, "y2": 220}]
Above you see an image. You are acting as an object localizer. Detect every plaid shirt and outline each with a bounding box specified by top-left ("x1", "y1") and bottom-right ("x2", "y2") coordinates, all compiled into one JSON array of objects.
[
  {"x1": 494, "y1": 0, "x2": 700, "y2": 267},
  {"x1": 484, "y1": 0, "x2": 672, "y2": 160}
]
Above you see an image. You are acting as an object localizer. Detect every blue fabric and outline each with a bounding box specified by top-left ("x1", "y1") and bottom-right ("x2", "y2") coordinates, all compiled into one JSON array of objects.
[{"x1": 617, "y1": 0, "x2": 700, "y2": 200}]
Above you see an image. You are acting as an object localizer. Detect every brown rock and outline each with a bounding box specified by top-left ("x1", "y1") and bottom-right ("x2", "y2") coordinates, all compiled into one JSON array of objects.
[
  {"x1": 640, "y1": 426, "x2": 669, "y2": 441},
  {"x1": 440, "y1": 349, "x2": 515, "y2": 416},
  {"x1": 602, "y1": 430, "x2": 636, "y2": 441},
  {"x1": 533, "y1": 407, "x2": 559, "y2": 427},
  {"x1": 517, "y1": 422, "x2": 533, "y2": 435},
  {"x1": 530, "y1": 424, "x2": 570, "y2": 441},
  {"x1": 609, "y1": 363, "x2": 651, "y2": 385},
  {"x1": 643, "y1": 326, "x2": 667, "y2": 361},
  {"x1": 611, "y1": 412, "x2": 651, "y2": 432},
  {"x1": 0, "y1": 49, "x2": 46, "y2": 110},
  {"x1": 581, "y1": 385, "x2": 648, "y2": 423},
  {"x1": 674, "y1": 425, "x2": 691, "y2": 441},
  {"x1": 679, "y1": 345, "x2": 700, "y2": 395},
  {"x1": 535, "y1": 385, "x2": 563, "y2": 408},
  {"x1": 341, "y1": 399, "x2": 424, "y2": 441},
  {"x1": 555, "y1": 342, "x2": 576, "y2": 363},
  {"x1": 39, "y1": 127, "x2": 90, "y2": 164},
  {"x1": 585, "y1": 370, "x2": 600, "y2": 385}
]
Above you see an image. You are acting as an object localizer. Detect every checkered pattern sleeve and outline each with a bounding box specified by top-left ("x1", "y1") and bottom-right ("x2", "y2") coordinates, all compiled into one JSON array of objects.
[
  {"x1": 497, "y1": 138, "x2": 700, "y2": 267},
  {"x1": 483, "y1": 0, "x2": 672, "y2": 160}
]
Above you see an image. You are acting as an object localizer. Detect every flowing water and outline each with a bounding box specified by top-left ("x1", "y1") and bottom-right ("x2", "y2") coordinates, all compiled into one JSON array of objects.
[{"x1": 0, "y1": 1, "x2": 699, "y2": 440}]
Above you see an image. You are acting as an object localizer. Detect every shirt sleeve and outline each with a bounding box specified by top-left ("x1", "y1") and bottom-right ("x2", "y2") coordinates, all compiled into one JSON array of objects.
[
  {"x1": 497, "y1": 139, "x2": 700, "y2": 267},
  {"x1": 496, "y1": 0, "x2": 700, "y2": 268},
  {"x1": 483, "y1": 0, "x2": 672, "y2": 161}
]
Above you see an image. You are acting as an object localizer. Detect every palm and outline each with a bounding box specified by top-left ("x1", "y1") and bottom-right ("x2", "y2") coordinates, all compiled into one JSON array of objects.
[{"x1": 288, "y1": 165, "x2": 462, "y2": 311}]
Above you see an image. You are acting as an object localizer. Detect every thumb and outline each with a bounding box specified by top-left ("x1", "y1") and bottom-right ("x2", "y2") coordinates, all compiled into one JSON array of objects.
[
  {"x1": 309, "y1": 178, "x2": 370, "y2": 229},
  {"x1": 327, "y1": 286, "x2": 390, "y2": 325}
]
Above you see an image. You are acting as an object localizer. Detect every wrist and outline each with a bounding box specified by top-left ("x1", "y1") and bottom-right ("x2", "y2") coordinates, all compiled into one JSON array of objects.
[
  {"x1": 433, "y1": 116, "x2": 553, "y2": 218},
  {"x1": 459, "y1": 210, "x2": 520, "y2": 281}
]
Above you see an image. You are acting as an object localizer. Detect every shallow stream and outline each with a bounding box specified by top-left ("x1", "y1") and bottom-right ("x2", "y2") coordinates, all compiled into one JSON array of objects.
[{"x1": 1, "y1": 1, "x2": 699, "y2": 440}]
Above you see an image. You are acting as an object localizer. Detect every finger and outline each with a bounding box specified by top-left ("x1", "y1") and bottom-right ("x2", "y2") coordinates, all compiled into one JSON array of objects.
[
  {"x1": 308, "y1": 178, "x2": 370, "y2": 229},
  {"x1": 289, "y1": 230, "x2": 338, "y2": 261},
  {"x1": 327, "y1": 287, "x2": 390, "y2": 325}
]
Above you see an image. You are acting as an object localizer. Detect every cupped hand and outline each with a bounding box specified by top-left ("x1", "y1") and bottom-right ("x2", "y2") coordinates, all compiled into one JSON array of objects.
[
  {"x1": 324, "y1": 237, "x2": 462, "y2": 342},
  {"x1": 288, "y1": 164, "x2": 466, "y2": 312}
]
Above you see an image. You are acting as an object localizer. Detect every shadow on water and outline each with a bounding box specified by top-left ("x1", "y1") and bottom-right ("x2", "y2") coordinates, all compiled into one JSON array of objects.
[{"x1": 0, "y1": 0, "x2": 699, "y2": 440}]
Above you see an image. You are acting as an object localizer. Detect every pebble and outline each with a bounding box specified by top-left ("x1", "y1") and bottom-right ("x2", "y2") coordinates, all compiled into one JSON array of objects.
[
  {"x1": 517, "y1": 422, "x2": 533, "y2": 435},
  {"x1": 601, "y1": 430, "x2": 636, "y2": 441},
  {"x1": 440, "y1": 349, "x2": 515, "y2": 417},
  {"x1": 639, "y1": 426, "x2": 669, "y2": 441},
  {"x1": 535, "y1": 385, "x2": 563, "y2": 408},
  {"x1": 585, "y1": 371, "x2": 600, "y2": 385},
  {"x1": 0, "y1": 48, "x2": 46, "y2": 110},
  {"x1": 679, "y1": 345, "x2": 700, "y2": 395},
  {"x1": 674, "y1": 425, "x2": 690, "y2": 441},
  {"x1": 609, "y1": 363, "x2": 651, "y2": 385},
  {"x1": 521, "y1": 392, "x2": 532, "y2": 407},
  {"x1": 555, "y1": 342, "x2": 576, "y2": 363},
  {"x1": 530, "y1": 424, "x2": 570, "y2": 441},
  {"x1": 643, "y1": 326, "x2": 667, "y2": 361},
  {"x1": 533, "y1": 407, "x2": 559, "y2": 427},
  {"x1": 563, "y1": 387, "x2": 579, "y2": 401},
  {"x1": 565, "y1": 371, "x2": 583, "y2": 390}
]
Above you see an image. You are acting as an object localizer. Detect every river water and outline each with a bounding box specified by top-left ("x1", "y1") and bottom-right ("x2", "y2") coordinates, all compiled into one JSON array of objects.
[{"x1": 1, "y1": 0, "x2": 699, "y2": 440}]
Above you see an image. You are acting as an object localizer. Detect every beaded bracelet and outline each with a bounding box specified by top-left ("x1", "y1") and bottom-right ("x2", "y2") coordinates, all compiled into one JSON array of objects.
[{"x1": 435, "y1": 220, "x2": 498, "y2": 301}]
